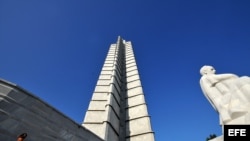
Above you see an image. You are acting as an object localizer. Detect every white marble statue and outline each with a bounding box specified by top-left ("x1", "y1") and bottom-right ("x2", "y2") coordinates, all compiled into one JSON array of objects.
[
  {"x1": 200, "y1": 65, "x2": 250, "y2": 141},
  {"x1": 200, "y1": 65, "x2": 250, "y2": 125}
]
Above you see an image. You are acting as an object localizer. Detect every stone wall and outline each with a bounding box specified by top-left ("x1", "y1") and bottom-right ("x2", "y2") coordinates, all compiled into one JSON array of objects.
[{"x1": 0, "y1": 79, "x2": 103, "y2": 141}]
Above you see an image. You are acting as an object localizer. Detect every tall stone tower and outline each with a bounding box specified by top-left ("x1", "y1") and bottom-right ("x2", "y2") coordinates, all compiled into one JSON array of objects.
[{"x1": 82, "y1": 37, "x2": 154, "y2": 141}]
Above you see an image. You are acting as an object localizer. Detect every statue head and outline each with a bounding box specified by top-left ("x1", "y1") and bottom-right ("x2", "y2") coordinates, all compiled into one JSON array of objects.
[{"x1": 200, "y1": 65, "x2": 216, "y2": 76}]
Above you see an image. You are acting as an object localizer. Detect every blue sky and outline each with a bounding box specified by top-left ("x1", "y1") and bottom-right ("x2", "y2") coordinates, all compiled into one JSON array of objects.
[{"x1": 1, "y1": 0, "x2": 250, "y2": 140}]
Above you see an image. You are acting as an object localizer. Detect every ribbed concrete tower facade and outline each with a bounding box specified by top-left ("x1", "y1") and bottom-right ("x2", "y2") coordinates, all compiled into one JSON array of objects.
[{"x1": 82, "y1": 37, "x2": 154, "y2": 141}]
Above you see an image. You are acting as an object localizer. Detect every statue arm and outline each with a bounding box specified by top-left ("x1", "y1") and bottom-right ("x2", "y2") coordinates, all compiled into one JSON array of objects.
[{"x1": 206, "y1": 74, "x2": 238, "y2": 87}]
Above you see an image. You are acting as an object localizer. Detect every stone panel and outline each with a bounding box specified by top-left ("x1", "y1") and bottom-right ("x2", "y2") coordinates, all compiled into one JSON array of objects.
[
  {"x1": 111, "y1": 79, "x2": 121, "y2": 94},
  {"x1": 106, "y1": 106, "x2": 120, "y2": 134},
  {"x1": 0, "y1": 83, "x2": 13, "y2": 94},
  {"x1": 127, "y1": 70, "x2": 138, "y2": 77},
  {"x1": 102, "y1": 67, "x2": 113, "y2": 71},
  {"x1": 126, "y1": 52, "x2": 133, "y2": 56},
  {"x1": 109, "y1": 94, "x2": 120, "y2": 116},
  {"x1": 112, "y1": 70, "x2": 122, "y2": 82},
  {"x1": 104, "y1": 60, "x2": 114, "y2": 64},
  {"x1": 97, "y1": 80, "x2": 110, "y2": 86},
  {"x1": 29, "y1": 100, "x2": 54, "y2": 118},
  {"x1": 126, "y1": 117, "x2": 152, "y2": 136},
  {"x1": 127, "y1": 133, "x2": 155, "y2": 141},
  {"x1": 110, "y1": 89, "x2": 120, "y2": 105},
  {"x1": 126, "y1": 55, "x2": 134, "y2": 59},
  {"x1": 88, "y1": 100, "x2": 106, "y2": 110},
  {"x1": 0, "y1": 94, "x2": 20, "y2": 114},
  {"x1": 103, "y1": 122, "x2": 119, "y2": 141},
  {"x1": 105, "y1": 57, "x2": 115, "y2": 61},
  {"x1": 100, "y1": 70, "x2": 112, "y2": 75},
  {"x1": 126, "y1": 59, "x2": 135, "y2": 64},
  {"x1": 94, "y1": 85, "x2": 110, "y2": 92},
  {"x1": 127, "y1": 104, "x2": 148, "y2": 120},
  {"x1": 103, "y1": 63, "x2": 114, "y2": 67},
  {"x1": 126, "y1": 66, "x2": 137, "y2": 72},
  {"x1": 127, "y1": 80, "x2": 141, "y2": 89},
  {"x1": 127, "y1": 75, "x2": 140, "y2": 82},
  {"x1": 84, "y1": 110, "x2": 106, "y2": 123},
  {"x1": 127, "y1": 87, "x2": 143, "y2": 97},
  {"x1": 126, "y1": 62, "x2": 136, "y2": 68},
  {"x1": 112, "y1": 76, "x2": 121, "y2": 89},
  {"x1": 83, "y1": 124, "x2": 106, "y2": 139},
  {"x1": 91, "y1": 92, "x2": 108, "y2": 100},
  {"x1": 98, "y1": 74, "x2": 111, "y2": 80},
  {"x1": 127, "y1": 94, "x2": 146, "y2": 107}
]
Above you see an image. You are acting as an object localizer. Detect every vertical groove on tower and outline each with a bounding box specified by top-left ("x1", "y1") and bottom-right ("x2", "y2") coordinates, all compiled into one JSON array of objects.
[{"x1": 82, "y1": 37, "x2": 154, "y2": 141}]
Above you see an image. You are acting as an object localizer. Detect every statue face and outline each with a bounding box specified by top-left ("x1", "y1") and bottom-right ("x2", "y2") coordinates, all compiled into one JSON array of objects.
[
  {"x1": 206, "y1": 66, "x2": 216, "y2": 74},
  {"x1": 200, "y1": 65, "x2": 216, "y2": 75}
]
